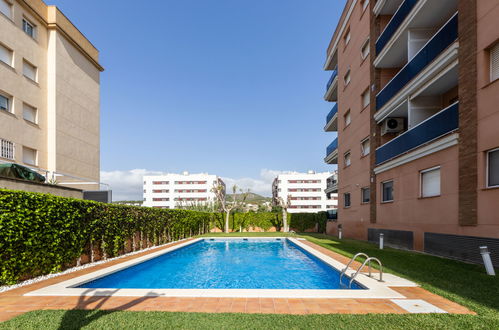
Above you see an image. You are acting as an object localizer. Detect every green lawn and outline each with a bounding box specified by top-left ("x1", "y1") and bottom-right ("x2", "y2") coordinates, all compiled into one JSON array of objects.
[{"x1": 1, "y1": 233, "x2": 498, "y2": 330}]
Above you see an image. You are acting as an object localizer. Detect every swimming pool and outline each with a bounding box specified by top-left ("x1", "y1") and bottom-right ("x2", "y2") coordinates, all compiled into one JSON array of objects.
[
  {"x1": 77, "y1": 238, "x2": 363, "y2": 290},
  {"x1": 26, "y1": 237, "x2": 407, "y2": 299}
]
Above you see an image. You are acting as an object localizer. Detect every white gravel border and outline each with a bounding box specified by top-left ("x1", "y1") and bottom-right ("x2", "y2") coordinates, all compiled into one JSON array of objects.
[{"x1": 0, "y1": 238, "x2": 192, "y2": 294}]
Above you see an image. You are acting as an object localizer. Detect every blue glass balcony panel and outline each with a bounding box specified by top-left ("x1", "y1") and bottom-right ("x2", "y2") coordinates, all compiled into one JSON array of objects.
[
  {"x1": 375, "y1": 0, "x2": 418, "y2": 55},
  {"x1": 376, "y1": 13, "x2": 458, "y2": 111},
  {"x1": 375, "y1": 102, "x2": 458, "y2": 165},
  {"x1": 326, "y1": 138, "x2": 338, "y2": 157},
  {"x1": 326, "y1": 68, "x2": 338, "y2": 91},
  {"x1": 326, "y1": 104, "x2": 338, "y2": 124}
]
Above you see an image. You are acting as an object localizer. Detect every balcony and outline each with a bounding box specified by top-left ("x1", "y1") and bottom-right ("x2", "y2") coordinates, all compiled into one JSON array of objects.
[
  {"x1": 325, "y1": 173, "x2": 338, "y2": 194},
  {"x1": 324, "y1": 104, "x2": 338, "y2": 131},
  {"x1": 375, "y1": 102, "x2": 458, "y2": 165},
  {"x1": 324, "y1": 68, "x2": 338, "y2": 102},
  {"x1": 376, "y1": 0, "x2": 418, "y2": 55},
  {"x1": 324, "y1": 138, "x2": 338, "y2": 164},
  {"x1": 376, "y1": 13, "x2": 458, "y2": 111}
]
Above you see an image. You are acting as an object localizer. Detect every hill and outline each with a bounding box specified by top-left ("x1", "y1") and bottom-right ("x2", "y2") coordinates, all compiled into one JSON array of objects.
[{"x1": 226, "y1": 192, "x2": 271, "y2": 203}]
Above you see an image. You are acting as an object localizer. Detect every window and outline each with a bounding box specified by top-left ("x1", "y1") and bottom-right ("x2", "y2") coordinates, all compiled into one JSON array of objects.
[
  {"x1": 0, "y1": 0, "x2": 12, "y2": 18},
  {"x1": 23, "y1": 60, "x2": 37, "y2": 82},
  {"x1": 420, "y1": 167, "x2": 441, "y2": 197},
  {"x1": 0, "y1": 138, "x2": 14, "y2": 160},
  {"x1": 361, "y1": 187, "x2": 370, "y2": 203},
  {"x1": 23, "y1": 19, "x2": 36, "y2": 38},
  {"x1": 23, "y1": 103, "x2": 37, "y2": 123},
  {"x1": 0, "y1": 94, "x2": 10, "y2": 113},
  {"x1": 382, "y1": 181, "x2": 394, "y2": 202},
  {"x1": 0, "y1": 43, "x2": 13, "y2": 67},
  {"x1": 361, "y1": 137, "x2": 370, "y2": 156},
  {"x1": 344, "y1": 193, "x2": 351, "y2": 208},
  {"x1": 344, "y1": 27, "x2": 351, "y2": 46},
  {"x1": 361, "y1": 88, "x2": 370, "y2": 108},
  {"x1": 491, "y1": 43, "x2": 499, "y2": 82},
  {"x1": 344, "y1": 151, "x2": 351, "y2": 167},
  {"x1": 23, "y1": 146, "x2": 37, "y2": 165},
  {"x1": 487, "y1": 148, "x2": 499, "y2": 187},
  {"x1": 361, "y1": 38, "x2": 370, "y2": 60},
  {"x1": 344, "y1": 69, "x2": 351, "y2": 86},
  {"x1": 344, "y1": 109, "x2": 351, "y2": 126}
]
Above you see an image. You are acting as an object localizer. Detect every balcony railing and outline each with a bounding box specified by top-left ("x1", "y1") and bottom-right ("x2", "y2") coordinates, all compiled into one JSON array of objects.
[
  {"x1": 375, "y1": 0, "x2": 418, "y2": 55},
  {"x1": 326, "y1": 138, "x2": 338, "y2": 157},
  {"x1": 326, "y1": 67, "x2": 338, "y2": 91},
  {"x1": 376, "y1": 13, "x2": 458, "y2": 111},
  {"x1": 326, "y1": 104, "x2": 338, "y2": 124},
  {"x1": 375, "y1": 102, "x2": 459, "y2": 165}
]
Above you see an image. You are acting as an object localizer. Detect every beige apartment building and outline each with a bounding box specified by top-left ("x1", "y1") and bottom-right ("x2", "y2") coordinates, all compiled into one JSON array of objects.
[
  {"x1": 0, "y1": 0, "x2": 103, "y2": 189},
  {"x1": 323, "y1": 0, "x2": 499, "y2": 264}
]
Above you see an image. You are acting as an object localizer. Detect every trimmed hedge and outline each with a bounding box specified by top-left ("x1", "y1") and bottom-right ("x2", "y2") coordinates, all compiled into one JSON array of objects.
[
  {"x1": 289, "y1": 212, "x2": 328, "y2": 233},
  {"x1": 0, "y1": 189, "x2": 213, "y2": 285},
  {"x1": 232, "y1": 212, "x2": 282, "y2": 231}
]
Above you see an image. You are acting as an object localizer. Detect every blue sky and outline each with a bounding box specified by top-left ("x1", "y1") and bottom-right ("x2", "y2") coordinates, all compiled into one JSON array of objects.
[{"x1": 53, "y1": 0, "x2": 344, "y2": 199}]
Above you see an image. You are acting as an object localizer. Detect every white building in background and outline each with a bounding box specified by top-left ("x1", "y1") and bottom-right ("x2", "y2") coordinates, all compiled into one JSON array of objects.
[
  {"x1": 143, "y1": 172, "x2": 225, "y2": 209},
  {"x1": 272, "y1": 171, "x2": 338, "y2": 213}
]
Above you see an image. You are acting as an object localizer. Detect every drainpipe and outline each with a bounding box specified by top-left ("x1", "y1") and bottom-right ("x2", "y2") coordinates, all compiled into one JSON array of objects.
[{"x1": 480, "y1": 246, "x2": 496, "y2": 276}]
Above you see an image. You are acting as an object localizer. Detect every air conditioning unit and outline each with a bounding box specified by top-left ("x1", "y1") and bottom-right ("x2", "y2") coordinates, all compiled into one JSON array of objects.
[{"x1": 381, "y1": 117, "x2": 404, "y2": 135}]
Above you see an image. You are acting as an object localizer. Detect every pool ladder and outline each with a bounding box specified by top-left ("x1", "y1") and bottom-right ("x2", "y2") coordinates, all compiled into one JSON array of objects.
[{"x1": 339, "y1": 253, "x2": 384, "y2": 288}]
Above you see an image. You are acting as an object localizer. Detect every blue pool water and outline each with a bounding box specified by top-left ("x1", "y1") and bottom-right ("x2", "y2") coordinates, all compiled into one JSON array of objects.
[{"x1": 78, "y1": 239, "x2": 363, "y2": 290}]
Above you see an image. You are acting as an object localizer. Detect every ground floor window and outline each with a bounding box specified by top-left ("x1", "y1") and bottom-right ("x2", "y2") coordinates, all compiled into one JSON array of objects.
[
  {"x1": 344, "y1": 193, "x2": 351, "y2": 208},
  {"x1": 421, "y1": 167, "x2": 441, "y2": 198},
  {"x1": 361, "y1": 187, "x2": 370, "y2": 203},
  {"x1": 488, "y1": 148, "x2": 499, "y2": 187},
  {"x1": 381, "y1": 180, "x2": 393, "y2": 202}
]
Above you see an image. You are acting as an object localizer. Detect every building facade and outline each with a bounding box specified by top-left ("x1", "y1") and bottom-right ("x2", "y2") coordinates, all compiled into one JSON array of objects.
[
  {"x1": 272, "y1": 171, "x2": 338, "y2": 213},
  {"x1": 143, "y1": 172, "x2": 225, "y2": 209},
  {"x1": 323, "y1": 0, "x2": 499, "y2": 263},
  {"x1": 0, "y1": 0, "x2": 103, "y2": 189}
]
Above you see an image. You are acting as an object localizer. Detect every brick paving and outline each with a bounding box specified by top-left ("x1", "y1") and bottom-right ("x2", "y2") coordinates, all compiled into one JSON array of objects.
[{"x1": 0, "y1": 238, "x2": 474, "y2": 322}]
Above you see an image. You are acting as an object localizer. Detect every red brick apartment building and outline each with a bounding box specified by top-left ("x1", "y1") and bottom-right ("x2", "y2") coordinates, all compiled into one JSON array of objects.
[{"x1": 323, "y1": 0, "x2": 499, "y2": 264}]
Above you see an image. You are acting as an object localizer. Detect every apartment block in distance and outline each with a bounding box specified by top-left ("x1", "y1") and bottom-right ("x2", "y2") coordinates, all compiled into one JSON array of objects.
[
  {"x1": 323, "y1": 0, "x2": 499, "y2": 264},
  {"x1": 272, "y1": 171, "x2": 338, "y2": 213},
  {"x1": 0, "y1": 0, "x2": 103, "y2": 189},
  {"x1": 143, "y1": 172, "x2": 225, "y2": 209}
]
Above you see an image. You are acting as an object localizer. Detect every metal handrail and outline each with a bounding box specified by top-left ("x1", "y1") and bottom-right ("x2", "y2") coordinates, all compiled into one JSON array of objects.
[
  {"x1": 339, "y1": 252, "x2": 370, "y2": 283},
  {"x1": 349, "y1": 257, "x2": 384, "y2": 288}
]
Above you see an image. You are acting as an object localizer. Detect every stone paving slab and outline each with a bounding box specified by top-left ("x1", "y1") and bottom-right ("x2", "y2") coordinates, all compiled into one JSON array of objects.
[{"x1": 0, "y1": 238, "x2": 475, "y2": 322}]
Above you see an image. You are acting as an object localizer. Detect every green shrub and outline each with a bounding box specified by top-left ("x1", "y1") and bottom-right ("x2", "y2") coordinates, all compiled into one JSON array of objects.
[
  {"x1": 289, "y1": 212, "x2": 327, "y2": 232},
  {"x1": 0, "y1": 189, "x2": 212, "y2": 285},
  {"x1": 232, "y1": 212, "x2": 281, "y2": 231}
]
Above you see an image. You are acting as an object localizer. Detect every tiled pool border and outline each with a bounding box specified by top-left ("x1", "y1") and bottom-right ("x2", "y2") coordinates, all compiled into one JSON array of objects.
[{"x1": 25, "y1": 237, "x2": 407, "y2": 299}]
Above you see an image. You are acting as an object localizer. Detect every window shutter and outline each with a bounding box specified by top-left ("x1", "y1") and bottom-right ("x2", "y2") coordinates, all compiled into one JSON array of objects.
[
  {"x1": 0, "y1": 44, "x2": 12, "y2": 66},
  {"x1": 491, "y1": 43, "x2": 499, "y2": 82},
  {"x1": 0, "y1": 0, "x2": 11, "y2": 18},
  {"x1": 23, "y1": 61, "x2": 37, "y2": 81},
  {"x1": 23, "y1": 104, "x2": 37, "y2": 123},
  {"x1": 23, "y1": 147, "x2": 37, "y2": 166},
  {"x1": 421, "y1": 168, "x2": 440, "y2": 197}
]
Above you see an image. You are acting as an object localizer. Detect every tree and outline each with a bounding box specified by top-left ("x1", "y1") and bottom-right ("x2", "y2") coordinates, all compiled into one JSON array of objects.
[
  {"x1": 276, "y1": 195, "x2": 292, "y2": 232},
  {"x1": 212, "y1": 182, "x2": 249, "y2": 233}
]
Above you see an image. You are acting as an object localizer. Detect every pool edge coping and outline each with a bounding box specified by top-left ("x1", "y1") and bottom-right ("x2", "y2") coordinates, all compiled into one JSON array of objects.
[{"x1": 23, "y1": 237, "x2": 407, "y2": 299}]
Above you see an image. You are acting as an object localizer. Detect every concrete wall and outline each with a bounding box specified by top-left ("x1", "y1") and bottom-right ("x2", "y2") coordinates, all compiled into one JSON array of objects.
[{"x1": 0, "y1": 176, "x2": 83, "y2": 199}]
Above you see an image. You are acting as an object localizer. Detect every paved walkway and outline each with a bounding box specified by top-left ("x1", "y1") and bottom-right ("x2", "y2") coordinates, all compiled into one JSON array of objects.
[{"x1": 0, "y1": 239, "x2": 473, "y2": 322}]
